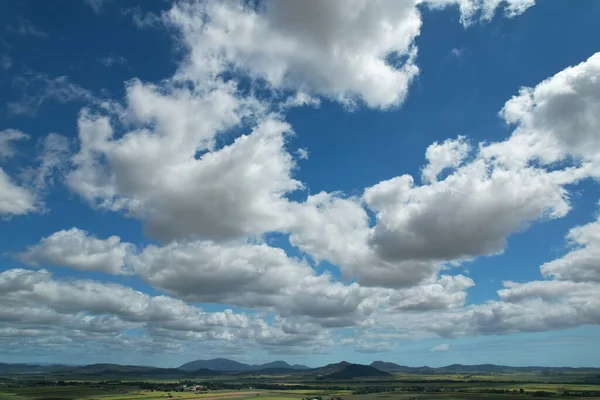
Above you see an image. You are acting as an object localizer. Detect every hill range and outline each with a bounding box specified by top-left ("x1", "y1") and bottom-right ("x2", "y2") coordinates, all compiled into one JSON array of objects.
[{"x1": 1, "y1": 359, "x2": 600, "y2": 380}]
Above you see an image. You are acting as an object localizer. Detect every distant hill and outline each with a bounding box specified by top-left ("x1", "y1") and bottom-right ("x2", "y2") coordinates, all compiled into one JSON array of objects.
[
  {"x1": 179, "y1": 358, "x2": 250, "y2": 372},
  {"x1": 257, "y1": 361, "x2": 309, "y2": 370},
  {"x1": 310, "y1": 361, "x2": 351, "y2": 376},
  {"x1": 323, "y1": 364, "x2": 391, "y2": 379},
  {"x1": 0, "y1": 362, "x2": 220, "y2": 378},
  {"x1": 369, "y1": 362, "x2": 600, "y2": 374},
  {"x1": 178, "y1": 358, "x2": 309, "y2": 372},
  {"x1": 3, "y1": 360, "x2": 600, "y2": 378},
  {"x1": 371, "y1": 361, "x2": 409, "y2": 372}
]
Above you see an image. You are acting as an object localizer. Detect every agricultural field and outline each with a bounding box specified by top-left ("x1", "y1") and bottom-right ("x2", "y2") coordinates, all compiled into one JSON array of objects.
[
  {"x1": 1, "y1": 370, "x2": 600, "y2": 400},
  {"x1": 0, "y1": 387, "x2": 302, "y2": 400},
  {"x1": 2, "y1": 383, "x2": 600, "y2": 400}
]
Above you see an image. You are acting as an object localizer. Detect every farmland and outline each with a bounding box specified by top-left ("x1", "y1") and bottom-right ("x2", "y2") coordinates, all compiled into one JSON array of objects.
[{"x1": 2, "y1": 369, "x2": 600, "y2": 400}]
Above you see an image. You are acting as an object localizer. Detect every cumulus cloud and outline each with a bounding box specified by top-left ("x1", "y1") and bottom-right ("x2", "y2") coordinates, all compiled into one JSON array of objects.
[
  {"x1": 18, "y1": 228, "x2": 133, "y2": 275},
  {"x1": 291, "y1": 53, "x2": 600, "y2": 278},
  {"x1": 19, "y1": 0, "x2": 600, "y2": 361},
  {"x1": 288, "y1": 192, "x2": 440, "y2": 288},
  {"x1": 484, "y1": 52, "x2": 600, "y2": 170},
  {"x1": 365, "y1": 160, "x2": 574, "y2": 263},
  {"x1": 387, "y1": 275, "x2": 474, "y2": 311},
  {"x1": 430, "y1": 343, "x2": 450, "y2": 351},
  {"x1": 540, "y1": 216, "x2": 600, "y2": 283},
  {"x1": 68, "y1": 99, "x2": 299, "y2": 241},
  {"x1": 169, "y1": 0, "x2": 421, "y2": 109},
  {"x1": 0, "y1": 132, "x2": 70, "y2": 218},
  {"x1": 132, "y1": 238, "x2": 385, "y2": 327},
  {"x1": 0, "y1": 268, "x2": 332, "y2": 354},
  {"x1": 421, "y1": 135, "x2": 470, "y2": 183},
  {"x1": 0, "y1": 168, "x2": 36, "y2": 218}
]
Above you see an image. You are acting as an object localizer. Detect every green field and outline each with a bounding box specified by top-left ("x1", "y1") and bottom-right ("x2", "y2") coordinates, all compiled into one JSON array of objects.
[
  {"x1": 2, "y1": 369, "x2": 600, "y2": 400},
  {"x1": 0, "y1": 388, "x2": 306, "y2": 400}
]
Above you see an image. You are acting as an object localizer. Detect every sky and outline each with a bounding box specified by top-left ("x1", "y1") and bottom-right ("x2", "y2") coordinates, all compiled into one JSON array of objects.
[{"x1": 1, "y1": 0, "x2": 600, "y2": 369}]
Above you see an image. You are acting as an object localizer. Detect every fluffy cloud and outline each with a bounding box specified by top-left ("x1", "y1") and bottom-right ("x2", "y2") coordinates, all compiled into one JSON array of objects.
[
  {"x1": 484, "y1": 52, "x2": 600, "y2": 170},
  {"x1": 288, "y1": 192, "x2": 440, "y2": 288},
  {"x1": 0, "y1": 130, "x2": 37, "y2": 217},
  {"x1": 421, "y1": 135, "x2": 470, "y2": 184},
  {"x1": 372, "y1": 218, "x2": 600, "y2": 339},
  {"x1": 67, "y1": 77, "x2": 301, "y2": 242},
  {"x1": 18, "y1": 228, "x2": 133, "y2": 275},
  {"x1": 169, "y1": 0, "x2": 421, "y2": 109},
  {"x1": 17, "y1": 226, "x2": 387, "y2": 326},
  {"x1": 286, "y1": 53, "x2": 600, "y2": 279},
  {"x1": 0, "y1": 168, "x2": 36, "y2": 217},
  {"x1": 17, "y1": 0, "x2": 600, "y2": 361},
  {"x1": 430, "y1": 343, "x2": 449, "y2": 351},
  {"x1": 0, "y1": 268, "x2": 326, "y2": 351},
  {"x1": 387, "y1": 274, "x2": 474, "y2": 311},
  {"x1": 132, "y1": 239, "x2": 382, "y2": 327},
  {"x1": 540, "y1": 216, "x2": 600, "y2": 283},
  {"x1": 365, "y1": 160, "x2": 574, "y2": 263}
]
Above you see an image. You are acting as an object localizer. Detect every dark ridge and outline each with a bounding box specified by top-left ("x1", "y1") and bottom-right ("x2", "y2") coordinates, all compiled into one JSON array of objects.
[{"x1": 323, "y1": 364, "x2": 391, "y2": 379}]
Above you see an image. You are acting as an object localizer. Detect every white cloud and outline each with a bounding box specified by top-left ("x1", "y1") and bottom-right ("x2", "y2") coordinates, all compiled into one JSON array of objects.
[
  {"x1": 68, "y1": 93, "x2": 299, "y2": 241},
  {"x1": 293, "y1": 54, "x2": 600, "y2": 281},
  {"x1": 421, "y1": 135, "x2": 470, "y2": 183},
  {"x1": 288, "y1": 192, "x2": 440, "y2": 288},
  {"x1": 20, "y1": 0, "x2": 600, "y2": 360},
  {"x1": 365, "y1": 159, "x2": 575, "y2": 263},
  {"x1": 296, "y1": 148, "x2": 309, "y2": 160},
  {"x1": 18, "y1": 228, "x2": 133, "y2": 275},
  {"x1": 387, "y1": 275, "x2": 474, "y2": 311},
  {"x1": 280, "y1": 93, "x2": 321, "y2": 112},
  {"x1": 484, "y1": 52, "x2": 600, "y2": 170},
  {"x1": 540, "y1": 216, "x2": 600, "y2": 283},
  {"x1": 0, "y1": 268, "x2": 332, "y2": 352},
  {"x1": 0, "y1": 129, "x2": 29, "y2": 160},
  {"x1": 169, "y1": 0, "x2": 421, "y2": 109},
  {"x1": 0, "y1": 168, "x2": 36, "y2": 218},
  {"x1": 131, "y1": 239, "x2": 381, "y2": 327},
  {"x1": 430, "y1": 343, "x2": 450, "y2": 351},
  {"x1": 17, "y1": 133, "x2": 71, "y2": 194},
  {"x1": 425, "y1": 0, "x2": 535, "y2": 26}
]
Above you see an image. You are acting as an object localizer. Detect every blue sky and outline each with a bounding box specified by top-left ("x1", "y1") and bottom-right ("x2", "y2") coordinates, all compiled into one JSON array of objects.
[{"x1": 1, "y1": 0, "x2": 600, "y2": 368}]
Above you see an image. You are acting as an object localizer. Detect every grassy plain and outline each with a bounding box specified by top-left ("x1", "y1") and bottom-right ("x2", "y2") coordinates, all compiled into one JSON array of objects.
[{"x1": 2, "y1": 370, "x2": 600, "y2": 400}]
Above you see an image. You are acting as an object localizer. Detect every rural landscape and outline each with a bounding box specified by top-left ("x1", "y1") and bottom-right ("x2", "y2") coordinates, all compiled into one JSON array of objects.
[
  {"x1": 1, "y1": 359, "x2": 600, "y2": 400},
  {"x1": 2, "y1": 2, "x2": 600, "y2": 400}
]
